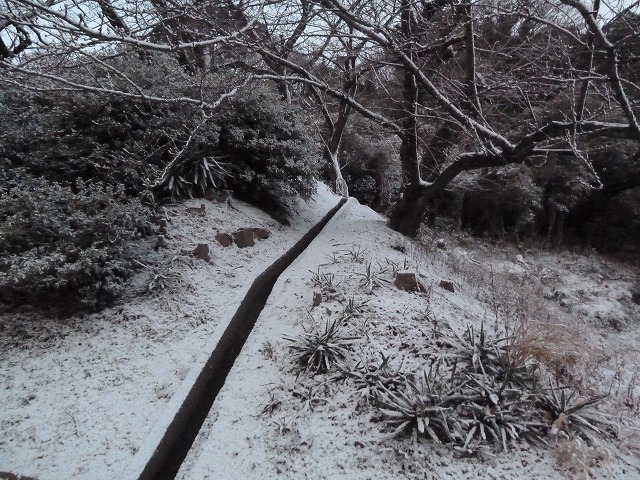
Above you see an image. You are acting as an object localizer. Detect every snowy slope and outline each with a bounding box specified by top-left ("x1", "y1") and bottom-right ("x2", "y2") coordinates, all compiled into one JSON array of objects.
[
  {"x1": 177, "y1": 198, "x2": 640, "y2": 480},
  {"x1": 0, "y1": 184, "x2": 341, "y2": 480},
  {"x1": 2, "y1": 185, "x2": 639, "y2": 480}
]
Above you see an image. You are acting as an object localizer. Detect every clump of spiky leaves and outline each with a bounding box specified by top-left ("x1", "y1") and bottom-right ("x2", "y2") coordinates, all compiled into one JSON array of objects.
[
  {"x1": 310, "y1": 268, "x2": 340, "y2": 294},
  {"x1": 429, "y1": 322, "x2": 534, "y2": 387},
  {"x1": 162, "y1": 156, "x2": 230, "y2": 200},
  {"x1": 352, "y1": 262, "x2": 391, "y2": 293},
  {"x1": 374, "y1": 364, "x2": 548, "y2": 450},
  {"x1": 537, "y1": 382, "x2": 618, "y2": 442},
  {"x1": 343, "y1": 245, "x2": 367, "y2": 263},
  {"x1": 134, "y1": 254, "x2": 191, "y2": 292},
  {"x1": 325, "y1": 251, "x2": 344, "y2": 265},
  {"x1": 284, "y1": 314, "x2": 359, "y2": 374},
  {"x1": 340, "y1": 296, "x2": 370, "y2": 319},
  {"x1": 340, "y1": 352, "x2": 405, "y2": 399},
  {"x1": 458, "y1": 376, "x2": 548, "y2": 451},
  {"x1": 384, "y1": 258, "x2": 411, "y2": 276},
  {"x1": 366, "y1": 323, "x2": 614, "y2": 452},
  {"x1": 375, "y1": 365, "x2": 462, "y2": 443}
]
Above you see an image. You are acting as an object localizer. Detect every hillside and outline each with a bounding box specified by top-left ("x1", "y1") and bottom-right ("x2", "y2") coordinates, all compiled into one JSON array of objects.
[
  {"x1": 2, "y1": 185, "x2": 639, "y2": 479},
  {"x1": 0, "y1": 185, "x2": 340, "y2": 479},
  {"x1": 177, "y1": 196, "x2": 640, "y2": 480}
]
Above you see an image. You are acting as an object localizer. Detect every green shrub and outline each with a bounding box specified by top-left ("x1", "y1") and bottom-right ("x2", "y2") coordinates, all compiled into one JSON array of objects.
[
  {"x1": 0, "y1": 170, "x2": 152, "y2": 313},
  {"x1": 151, "y1": 87, "x2": 321, "y2": 221},
  {"x1": 214, "y1": 89, "x2": 321, "y2": 222},
  {"x1": 0, "y1": 87, "x2": 169, "y2": 195},
  {"x1": 1, "y1": 77, "x2": 321, "y2": 223}
]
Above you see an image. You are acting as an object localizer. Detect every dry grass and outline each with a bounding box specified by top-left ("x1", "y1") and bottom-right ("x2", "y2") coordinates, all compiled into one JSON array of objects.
[
  {"x1": 508, "y1": 321, "x2": 587, "y2": 381},
  {"x1": 554, "y1": 435, "x2": 613, "y2": 479}
]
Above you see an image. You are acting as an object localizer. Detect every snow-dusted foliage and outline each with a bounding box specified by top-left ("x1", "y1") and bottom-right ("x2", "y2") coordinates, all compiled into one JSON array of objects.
[
  {"x1": 214, "y1": 88, "x2": 322, "y2": 221},
  {"x1": 0, "y1": 170, "x2": 152, "y2": 313}
]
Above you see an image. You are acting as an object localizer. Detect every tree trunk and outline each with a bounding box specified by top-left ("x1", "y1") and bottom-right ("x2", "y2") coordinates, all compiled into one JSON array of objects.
[
  {"x1": 388, "y1": 1, "x2": 429, "y2": 236},
  {"x1": 325, "y1": 148, "x2": 349, "y2": 197},
  {"x1": 388, "y1": 186, "x2": 430, "y2": 236}
]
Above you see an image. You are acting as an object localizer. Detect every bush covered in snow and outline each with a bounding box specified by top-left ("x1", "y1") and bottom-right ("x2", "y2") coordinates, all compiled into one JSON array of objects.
[
  {"x1": 0, "y1": 170, "x2": 152, "y2": 313},
  {"x1": 1, "y1": 86, "x2": 320, "y2": 223},
  {"x1": 0, "y1": 87, "x2": 165, "y2": 195},
  {"x1": 213, "y1": 89, "x2": 321, "y2": 222}
]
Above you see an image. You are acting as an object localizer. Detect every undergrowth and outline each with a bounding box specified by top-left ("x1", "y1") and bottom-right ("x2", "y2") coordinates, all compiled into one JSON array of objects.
[
  {"x1": 361, "y1": 323, "x2": 617, "y2": 452},
  {"x1": 0, "y1": 170, "x2": 152, "y2": 313},
  {"x1": 284, "y1": 313, "x2": 359, "y2": 374},
  {"x1": 281, "y1": 247, "x2": 620, "y2": 460}
]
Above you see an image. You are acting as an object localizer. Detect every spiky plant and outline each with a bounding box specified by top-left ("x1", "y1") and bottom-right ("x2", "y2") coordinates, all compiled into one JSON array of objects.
[
  {"x1": 164, "y1": 156, "x2": 230, "y2": 200},
  {"x1": 284, "y1": 316, "x2": 359, "y2": 373},
  {"x1": 344, "y1": 245, "x2": 367, "y2": 263},
  {"x1": 340, "y1": 352, "x2": 404, "y2": 399},
  {"x1": 352, "y1": 262, "x2": 391, "y2": 293},
  {"x1": 310, "y1": 268, "x2": 341, "y2": 294},
  {"x1": 325, "y1": 251, "x2": 344, "y2": 264},
  {"x1": 385, "y1": 258, "x2": 411, "y2": 276},
  {"x1": 459, "y1": 375, "x2": 548, "y2": 451},
  {"x1": 340, "y1": 296, "x2": 370, "y2": 319},
  {"x1": 133, "y1": 255, "x2": 189, "y2": 291},
  {"x1": 537, "y1": 382, "x2": 616, "y2": 442},
  {"x1": 376, "y1": 366, "x2": 463, "y2": 443},
  {"x1": 366, "y1": 323, "x2": 615, "y2": 452},
  {"x1": 430, "y1": 323, "x2": 533, "y2": 386},
  {"x1": 460, "y1": 400, "x2": 546, "y2": 451}
]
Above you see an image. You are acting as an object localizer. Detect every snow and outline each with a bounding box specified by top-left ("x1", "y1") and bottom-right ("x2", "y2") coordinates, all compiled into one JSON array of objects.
[
  {"x1": 177, "y1": 197, "x2": 640, "y2": 480},
  {"x1": 0, "y1": 183, "x2": 341, "y2": 479},
  {"x1": 2, "y1": 183, "x2": 640, "y2": 480}
]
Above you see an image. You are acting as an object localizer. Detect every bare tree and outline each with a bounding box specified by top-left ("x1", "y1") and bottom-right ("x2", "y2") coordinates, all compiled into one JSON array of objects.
[
  {"x1": 2, "y1": 0, "x2": 639, "y2": 236},
  {"x1": 0, "y1": 0, "x2": 258, "y2": 106},
  {"x1": 253, "y1": 0, "x2": 640, "y2": 235}
]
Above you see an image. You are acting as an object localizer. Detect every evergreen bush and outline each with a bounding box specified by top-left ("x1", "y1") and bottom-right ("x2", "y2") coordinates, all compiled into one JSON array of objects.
[
  {"x1": 0, "y1": 170, "x2": 152, "y2": 313},
  {"x1": 214, "y1": 88, "x2": 321, "y2": 222}
]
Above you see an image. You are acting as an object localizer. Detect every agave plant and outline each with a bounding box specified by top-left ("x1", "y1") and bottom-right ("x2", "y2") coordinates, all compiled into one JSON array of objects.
[
  {"x1": 376, "y1": 366, "x2": 463, "y2": 443},
  {"x1": 165, "y1": 156, "x2": 230, "y2": 200},
  {"x1": 352, "y1": 262, "x2": 391, "y2": 293},
  {"x1": 343, "y1": 245, "x2": 367, "y2": 263},
  {"x1": 366, "y1": 322, "x2": 618, "y2": 452},
  {"x1": 310, "y1": 268, "x2": 341, "y2": 294},
  {"x1": 340, "y1": 296, "x2": 370, "y2": 319},
  {"x1": 537, "y1": 382, "x2": 616, "y2": 442},
  {"x1": 340, "y1": 352, "x2": 404, "y2": 400},
  {"x1": 133, "y1": 255, "x2": 189, "y2": 291},
  {"x1": 429, "y1": 323, "x2": 533, "y2": 386},
  {"x1": 458, "y1": 375, "x2": 548, "y2": 451},
  {"x1": 284, "y1": 315, "x2": 359, "y2": 373}
]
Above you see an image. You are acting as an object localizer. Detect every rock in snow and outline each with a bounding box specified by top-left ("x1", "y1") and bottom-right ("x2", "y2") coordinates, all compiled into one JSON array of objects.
[
  {"x1": 192, "y1": 243, "x2": 211, "y2": 262},
  {"x1": 232, "y1": 228, "x2": 255, "y2": 248},
  {"x1": 394, "y1": 270, "x2": 427, "y2": 292}
]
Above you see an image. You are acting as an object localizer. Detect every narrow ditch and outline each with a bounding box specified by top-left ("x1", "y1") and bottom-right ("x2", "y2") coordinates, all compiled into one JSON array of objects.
[{"x1": 138, "y1": 198, "x2": 347, "y2": 480}]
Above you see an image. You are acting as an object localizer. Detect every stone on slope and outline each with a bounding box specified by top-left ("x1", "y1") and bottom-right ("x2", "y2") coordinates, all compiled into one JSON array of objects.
[
  {"x1": 395, "y1": 270, "x2": 427, "y2": 292},
  {"x1": 233, "y1": 228, "x2": 255, "y2": 248}
]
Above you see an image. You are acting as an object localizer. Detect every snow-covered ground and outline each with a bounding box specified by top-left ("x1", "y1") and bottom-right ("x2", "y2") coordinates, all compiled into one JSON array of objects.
[
  {"x1": 2, "y1": 184, "x2": 640, "y2": 480},
  {"x1": 0, "y1": 184, "x2": 341, "y2": 479},
  {"x1": 177, "y1": 198, "x2": 640, "y2": 480}
]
